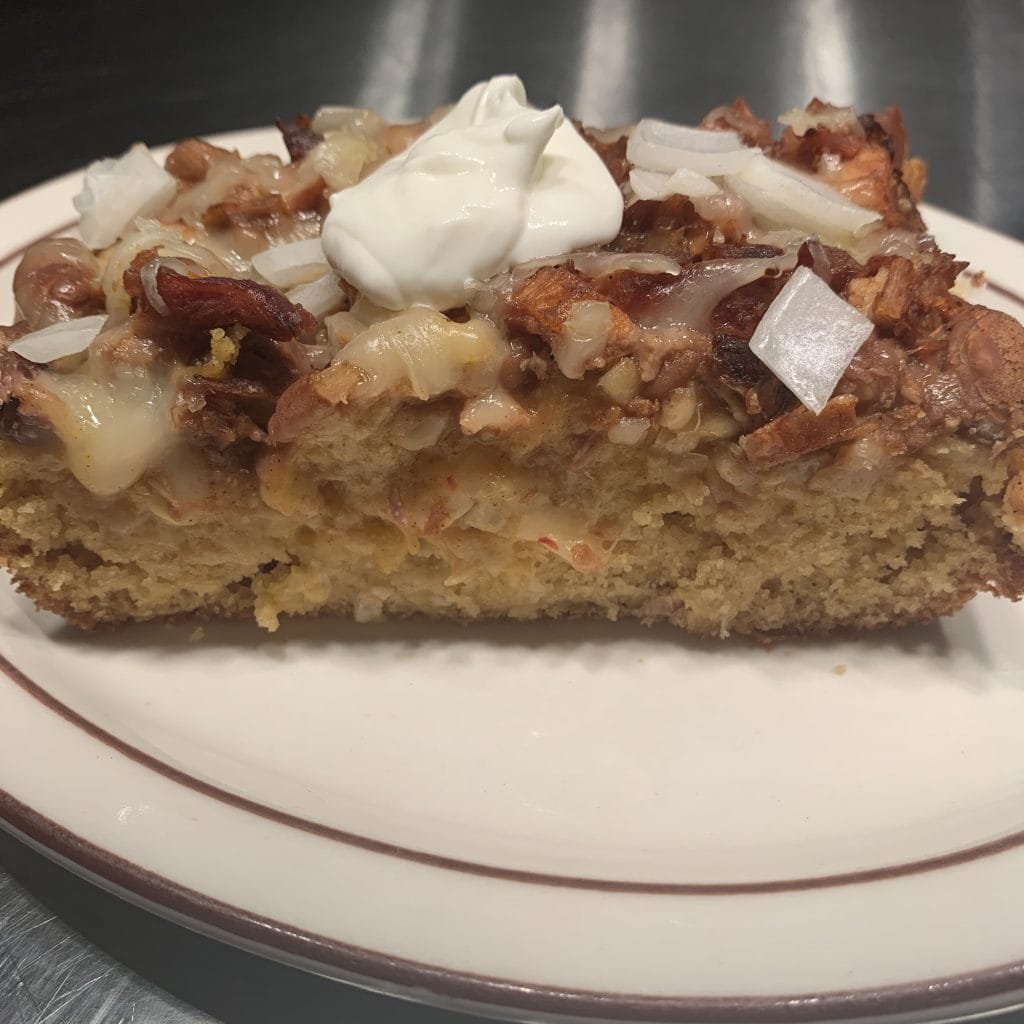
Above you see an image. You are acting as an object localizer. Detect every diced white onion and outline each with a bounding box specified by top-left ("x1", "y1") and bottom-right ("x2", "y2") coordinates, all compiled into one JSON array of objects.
[
  {"x1": 847, "y1": 226, "x2": 926, "y2": 263},
  {"x1": 555, "y1": 300, "x2": 614, "y2": 379},
  {"x1": 639, "y1": 119, "x2": 745, "y2": 152},
  {"x1": 570, "y1": 251, "x2": 682, "y2": 277},
  {"x1": 607, "y1": 416, "x2": 651, "y2": 445},
  {"x1": 628, "y1": 118, "x2": 757, "y2": 176},
  {"x1": 287, "y1": 273, "x2": 346, "y2": 321},
  {"x1": 692, "y1": 190, "x2": 753, "y2": 235},
  {"x1": 8, "y1": 315, "x2": 107, "y2": 363},
  {"x1": 629, "y1": 167, "x2": 720, "y2": 201},
  {"x1": 311, "y1": 106, "x2": 384, "y2": 137},
  {"x1": 744, "y1": 227, "x2": 812, "y2": 250},
  {"x1": 514, "y1": 508, "x2": 607, "y2": 572},
  {"x1": 638, "y1": 253, "x2": 797, "y2": 332},
  {"x1": 251, "y1": 238, "x2": 328, "y2": 289},
  {"x1": 73, "y1": 144, "x2": 177, "y2": 250},
  {"x1": 459, "y1": 389, "x2": 530, "y2": 434},
  {"x1": 749, "y1": 266, "x2": 873, "y2": 415},
  {"x1": 725, "y1": 154, "x2": 880, "y2": 242},
  {"x1": 778, "y1": 106, "x2": 858, "y2": 137}
]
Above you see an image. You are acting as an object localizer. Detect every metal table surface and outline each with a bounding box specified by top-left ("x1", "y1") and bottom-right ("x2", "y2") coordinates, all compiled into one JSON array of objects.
[{"x1": 1, "y1": 1, "x2": 1024, "y2": 1021}]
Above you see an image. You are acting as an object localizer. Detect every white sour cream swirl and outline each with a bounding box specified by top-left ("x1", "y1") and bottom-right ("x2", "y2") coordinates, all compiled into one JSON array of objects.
[{"x1": 321, "y1": 75, "x2": 624, "y2": 310}]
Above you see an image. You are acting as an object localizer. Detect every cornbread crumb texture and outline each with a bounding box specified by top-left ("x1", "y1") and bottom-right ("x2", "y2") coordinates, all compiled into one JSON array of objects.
[{"x1": 1, "y1": 383, "x2": 1020, "y2": 636}]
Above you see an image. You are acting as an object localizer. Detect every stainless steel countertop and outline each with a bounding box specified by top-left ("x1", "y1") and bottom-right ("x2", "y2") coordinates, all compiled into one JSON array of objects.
[{"x1": 2, "y1": 1, "x2": 1024, "y2": 1021}]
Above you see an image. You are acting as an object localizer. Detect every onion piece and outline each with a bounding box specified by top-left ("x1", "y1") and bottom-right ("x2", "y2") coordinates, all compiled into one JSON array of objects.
[
  {"x1": 570, "y1": 251, "x2": 682, "y2": 277},
  {"x1": 638, "y1": 253, "x2": 797, "y2": 332},
  {"x1": 8, "y1": 315, "x2": 107, "y2": 364},
  {"x1": 725, "y1": 154, "x2": 880, "y2": 242},
  {"x1": 311, "y1": 106, "x2": 385, "y2": 137},
  {"x1": 693, "y1": 190, "x2": 753, "y2": 236},
  {"x1": 503, "y1": 250, "x2": 681, "y2": 291},
  {"x1": 847, "y1": 225, "x2": 927, "y2": 263},
  {"x1": 607, "y1": 416, "x2": 651, "y2": 445},
  {"x1": 639, "y1": 119, "x2": 744, "y2": 152},
  {"x1": 778, "y1": 105, "x2": 858, "y2": 137},
  {"x1": 73, "y1": 144, "x2": 177, "y2": 250},
  {"x1": 744, "y1": 227, "x2": 811, "y2": 250},
  {"x1": 555, "y1": 300, "x2": 614, "y2": 379},
  {"x1": 629, "y1": 167, "x2": 720, "y2": 201},
  {"x1": 749, "y1": 266, "x2": 873, "y2": 415},
  {"x1": 628, "y1": 118, "x2": 757, "y2": 176},
  {"x1": 514, "y1": 508, "x2": 607, "y2": 572},
  {"x1": 251, "y1": 239, "x2": 328, "y2": 289},
  {"x1": 459, "y1": 389, "x2": 530, "y2": 434},
  {"x1": 287, "y1": 273, "x2": 346, "y2": 321}
]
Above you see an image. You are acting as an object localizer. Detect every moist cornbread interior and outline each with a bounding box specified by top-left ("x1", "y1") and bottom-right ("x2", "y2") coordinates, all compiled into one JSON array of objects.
[{"x1": 2, "y1": 100, "x2": 1023, "y2": 635}]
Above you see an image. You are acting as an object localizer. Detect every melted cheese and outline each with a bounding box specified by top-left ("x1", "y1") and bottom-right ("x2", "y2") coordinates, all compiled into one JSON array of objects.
[{"x1": 39, "y1": 367, "x2": 176, "y2": 496}]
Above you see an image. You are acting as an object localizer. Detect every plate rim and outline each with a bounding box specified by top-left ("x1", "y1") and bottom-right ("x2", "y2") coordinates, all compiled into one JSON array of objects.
[
  {"x1": 3, "y1": 126, "x2": 1024, "y2": 1024},
  {"x1": 5, "y1": 788, "x2": 1024, "y2": 1024}
]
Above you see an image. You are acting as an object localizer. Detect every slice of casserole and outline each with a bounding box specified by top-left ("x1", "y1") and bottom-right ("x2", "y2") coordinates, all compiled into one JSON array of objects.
[{"x1": 1, "y1": 80, "x2": 1022, "y2": 635}]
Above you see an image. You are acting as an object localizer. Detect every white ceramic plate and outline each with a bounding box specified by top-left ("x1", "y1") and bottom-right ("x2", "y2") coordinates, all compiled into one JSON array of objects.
[{"x1": 2, "y1": 129, "x2": 1024, "y2": 1024}]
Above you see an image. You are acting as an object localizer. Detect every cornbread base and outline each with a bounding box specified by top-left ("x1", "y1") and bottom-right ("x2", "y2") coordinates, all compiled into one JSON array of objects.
[{"x1": 3, "y1": 386, "x2": 1021, "y2": 637}]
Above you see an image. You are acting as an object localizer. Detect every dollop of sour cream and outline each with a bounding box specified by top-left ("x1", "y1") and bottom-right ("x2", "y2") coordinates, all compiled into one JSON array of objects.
[{"x1": 321, "y1": 75, "x2": 624, "y2": 310}]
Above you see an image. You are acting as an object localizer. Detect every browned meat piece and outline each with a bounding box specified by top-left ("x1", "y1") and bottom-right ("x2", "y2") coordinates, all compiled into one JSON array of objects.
[
  {"x1": 0, "y1": 322, "x2": 30, "y2": 350},
  {"x1": 0, "y1": 344, "x2": 51, "y2": 445},
  {"x1": 711, "y1": 333, "x2": 794, "y2": 419},
  {"x1": 771, "y1": 101, "x2": 866, "y2": 165},
  {"x1": 12, "y1": 239, "x2": 105, "y2": 330},
  {"x1": 852, "y1": 405, "x2": 944, "y2": 458},
  {"x1": 710, "y1": 273, "x2": 791, "y2": 341},
  {"x1": 201, "y1": 187, "x2": 287, "y2": 229},
  {"x1": 276, "y1": 114, "x2": 321, "y2": 162},
  {"x1": 770, "y1": 101, "x2": 926, "y2": 231},
  {"x1": 128, "y1": 266, "x2": 316, "y2": 342},
  {"x1": 165, "y1": 139, "x2": 235, "y2": 182},
  {"x1": 834, "y1": 335, "x2": 908, "y2": 414},
  {"x1": 847, "y1": 252, "x2": 966, "y2": 342},
  {"x1": 945, "y1": 306, "x2": 1024, "y2": 418},
  {"x1": 742, "y1": 395, "x2": 860, "y2": 467},
  {"x1": 699, "y1": 99, "x2": 772, "y2": 148},
  {"x1": 505, "y1": 266, "x2": 634, "y2": 348},
  {"x1": 591, "y1": 269, "x2": 679, "y2": 320},
  {"x1": 0, "y1": 346, "x2": 32, "y2": 404},
  {"x1": 174, "y1": 375, "x2": 276, "y2": 447},
  {"x1": 201, "y1": 172, "x2": 326, "y2": 230},
  {"x1": 610, "y1": 196, "x2": 713, "y2": 262},
  {"x1": 712, "y1": 332, "x2": 774, "y2": 390},
  {"x1": 796, "y1": 239, "x2": 865, "y2": 294},
  {"x1": 704, "y1": 243, "x2": 785, "y2": 261},
  {"x1": 863, "y1": 108, "x2": 907, "y2": 168}
]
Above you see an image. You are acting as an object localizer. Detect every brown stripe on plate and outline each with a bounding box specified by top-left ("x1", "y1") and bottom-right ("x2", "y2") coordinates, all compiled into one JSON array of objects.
[
  {"x1": 4, "y1": 649, "x2": 1024, "y2": 895},
  {"x1": 2, "y1": 789, "x2": 1024, "y2": 1024}
]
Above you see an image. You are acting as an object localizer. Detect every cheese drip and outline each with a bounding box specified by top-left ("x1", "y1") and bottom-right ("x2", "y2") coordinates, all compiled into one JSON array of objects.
[{"x1": 39, "y1": 367, "x2": 176, "y2": 496}]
